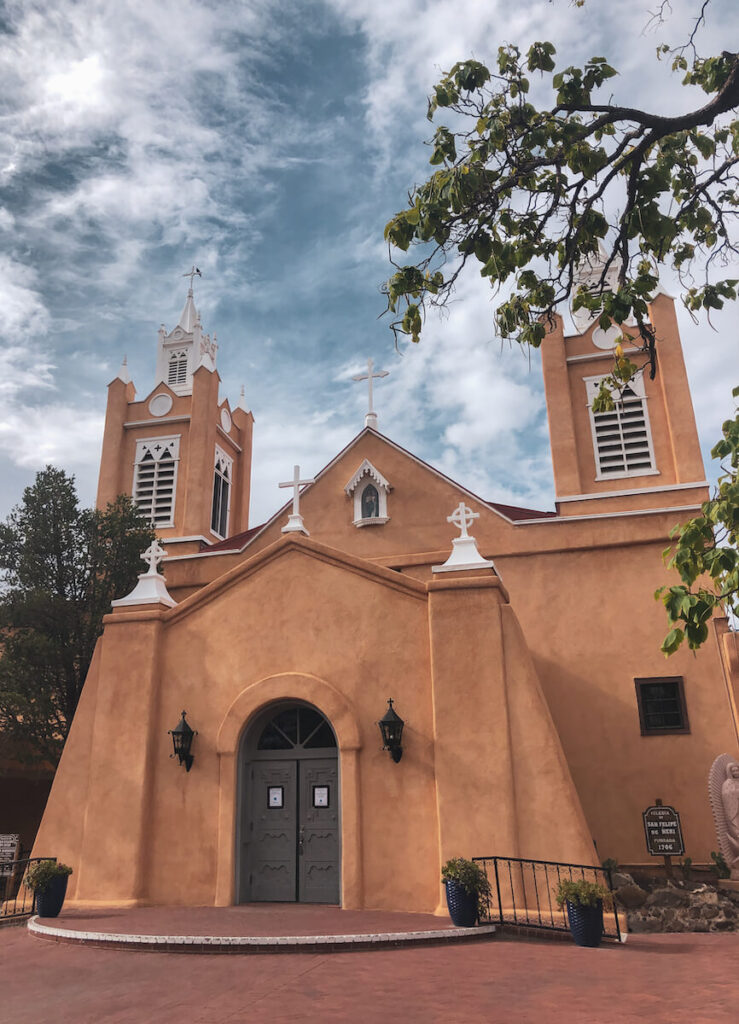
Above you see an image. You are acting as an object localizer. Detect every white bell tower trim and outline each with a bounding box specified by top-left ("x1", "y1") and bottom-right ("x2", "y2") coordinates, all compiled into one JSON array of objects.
[{"x1": 154, "y1": 271, "x2": 217, "y2": 395}]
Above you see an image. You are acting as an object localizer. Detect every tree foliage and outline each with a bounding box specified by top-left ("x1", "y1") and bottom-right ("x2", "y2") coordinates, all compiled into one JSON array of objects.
[
  {"x1": 382, "y1": 42, "x2": 738, "y2": 405},
  {"x1": 657, "y1": 393, "x2": 739, "y2": 654},
  {"x1": 382, "y1": 25, "x2": 738, "y2": 652},
  {"x1": 0, "y1": 467, "x2": 154, "y2": 765}
]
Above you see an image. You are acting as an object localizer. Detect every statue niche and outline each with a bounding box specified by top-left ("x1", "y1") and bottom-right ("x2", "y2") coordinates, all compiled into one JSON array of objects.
[
  {"x1": 708, "y1": 753, "x2": 739, "y2": 880},
  {"x1": 344, "y1": 459, "x2": 390, "y2": 527},
  {"x1": 361, "y1": 484, "x2": 379, "y2": 519}
]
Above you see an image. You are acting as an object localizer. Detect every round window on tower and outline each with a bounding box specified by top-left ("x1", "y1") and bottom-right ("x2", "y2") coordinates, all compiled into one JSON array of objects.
[{"x1": 149, "y1": 393, "x2": 173, "y2": 417}]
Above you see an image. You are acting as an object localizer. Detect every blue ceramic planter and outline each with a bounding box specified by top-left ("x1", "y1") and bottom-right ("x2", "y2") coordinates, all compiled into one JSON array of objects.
[
  {"x1": 566, "y1": 899, "x2": 604, "y2": 947},
  {"x1": 35, "y1": 873, "x2": 68, "y2": 919},
  {"x1": 444, "y1": 879, "x2": 478, "y2": 927}
]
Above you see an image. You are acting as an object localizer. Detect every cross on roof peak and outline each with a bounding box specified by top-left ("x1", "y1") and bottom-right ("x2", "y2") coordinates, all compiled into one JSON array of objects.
[
  {"x1": 352, "y1": 357, "x2": 389, "y2": 429},
  {"x1": 279, "y1": 464, "x2": 315, "y2": 536},
  {"x1": 182, "y1": 265, "x2": 202, "y2": 291}
]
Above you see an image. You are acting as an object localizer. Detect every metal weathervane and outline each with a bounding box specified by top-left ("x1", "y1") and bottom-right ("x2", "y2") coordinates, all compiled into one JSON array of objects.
[{"x1": 182, "y1": 266, "x2": 202, "y2": 288}]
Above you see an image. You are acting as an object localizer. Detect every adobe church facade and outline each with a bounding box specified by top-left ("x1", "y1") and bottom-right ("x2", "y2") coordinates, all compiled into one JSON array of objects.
[{"x1": 33, "y1": 277, "x2": 739, "y2": 913}]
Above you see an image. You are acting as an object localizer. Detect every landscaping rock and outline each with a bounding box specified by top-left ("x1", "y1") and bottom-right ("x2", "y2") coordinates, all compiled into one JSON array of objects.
[
  {"x1": 646, "y1": 885, "x2": 689, "y2": 908},
  {"x1": 615, "y1": 883, "x2": 648, "y2": 909},
  {"x1": 610, "y1": 871, "x2": 635, "y2": 889},
  {"x1": 626, "y1": 880, "x2": 739, "y2": 933}
]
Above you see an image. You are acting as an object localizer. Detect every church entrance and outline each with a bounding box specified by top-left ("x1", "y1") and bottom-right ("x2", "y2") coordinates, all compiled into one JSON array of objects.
[{"x1": 239, "y1": 702, "x2": 340, "y2": 904}]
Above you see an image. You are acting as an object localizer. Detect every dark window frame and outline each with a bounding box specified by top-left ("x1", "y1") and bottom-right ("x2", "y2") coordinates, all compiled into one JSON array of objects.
[{"x1": 634, "y1": 676, "x2": 690, "y2": 736}]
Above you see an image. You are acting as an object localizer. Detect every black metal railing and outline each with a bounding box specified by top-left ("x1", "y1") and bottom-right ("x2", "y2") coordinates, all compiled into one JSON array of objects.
[
  {"x1": 473, "y1": 855, "x2": 622, "y2": 941},
  {"x1": 0, "y1": 857, "x2": 53, "y2": 922}
]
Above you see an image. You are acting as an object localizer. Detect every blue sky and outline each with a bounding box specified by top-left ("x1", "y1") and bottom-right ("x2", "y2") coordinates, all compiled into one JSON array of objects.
[{"x1": 0, "y1": 0, "x2": 737, "y2": 526}]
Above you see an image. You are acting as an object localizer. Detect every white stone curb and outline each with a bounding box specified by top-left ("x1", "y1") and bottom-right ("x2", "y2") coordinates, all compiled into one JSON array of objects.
[{"x1": 28, "y1": 916, "x2": 496, "y2": 952}]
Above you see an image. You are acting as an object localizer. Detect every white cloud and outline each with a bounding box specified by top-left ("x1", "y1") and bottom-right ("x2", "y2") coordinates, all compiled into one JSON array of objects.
[
  {"x1": 248, "y1": 410, "x2": 351, "y2": 525},
  {"x1": 0, "y1": 0, "x2": 735, "y2": 523},
  {"x1": 0, "y1": 401, "x2": 104, "y2": 470},
  {"x1": 0, "y1": 257, "x2": 51, "y2": 341}
]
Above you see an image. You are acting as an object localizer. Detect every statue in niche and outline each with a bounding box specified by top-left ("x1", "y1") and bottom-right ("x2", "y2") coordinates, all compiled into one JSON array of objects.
[
  {"x1": 708, "y1": 753, "x2": 739, "y2": 879},
  {"x1": 361, "y1": 483, "x2": 379, "y2": 519}
]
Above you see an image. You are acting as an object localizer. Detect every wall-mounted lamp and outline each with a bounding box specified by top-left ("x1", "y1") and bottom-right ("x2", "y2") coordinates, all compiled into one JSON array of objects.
[
  {"x1": 169, "y1": 710, "x2": 197, "y2": 771},
  {"x1": 378, "y1": 698, "x2": 404, "y2": 763}
]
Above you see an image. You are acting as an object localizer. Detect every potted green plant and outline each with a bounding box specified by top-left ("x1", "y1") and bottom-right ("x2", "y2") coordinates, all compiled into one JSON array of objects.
[
  {"x1": 441, "y1": 858, "x2": 491, "y2": 927},
  {"x1": 556, "y1": 878, "x2": 613, "y2": 948},
  {"x1": 25, "y1": 860, "x2": 73, "y2": 918}
]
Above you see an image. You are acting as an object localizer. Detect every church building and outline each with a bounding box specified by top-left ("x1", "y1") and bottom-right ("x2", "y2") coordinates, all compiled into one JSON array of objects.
[{"x1": 33, "y1": 273, "x2": 739, "y2": 914}]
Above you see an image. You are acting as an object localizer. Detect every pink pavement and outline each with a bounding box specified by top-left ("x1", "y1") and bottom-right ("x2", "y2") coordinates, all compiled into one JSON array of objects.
[
  {"x1": 2, "y1": 918, "x2": 738, "y2": 1024},
  {"x1": 30, "y1": 903, "x2": 455, "y2": 937}
]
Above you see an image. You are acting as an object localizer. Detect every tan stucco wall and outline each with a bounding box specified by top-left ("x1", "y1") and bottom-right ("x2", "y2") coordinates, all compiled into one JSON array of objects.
[
  {"x1": 34, "y1": 536, "x2": 596, "y2": 913},
  {"x1": 498, "y1": 543, "x2": 738, "y2": 867},
  {"x1": 96, "y1": 368, "x2": 253, "y2": 541},
  {"x1": 541, "y1": 295, "x2": 706, "y2": 511},
  {"x1": 149, "y1": 426, "x2": 737, "y2": 875},
  {"x1": 40, "y1": 290, "x2": 735, "y2": 909}
]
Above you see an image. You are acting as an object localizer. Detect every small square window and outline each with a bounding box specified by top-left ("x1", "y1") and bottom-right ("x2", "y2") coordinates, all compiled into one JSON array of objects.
[{"x1": 634, "y1": 677, "x2": 689, "y2": 735}]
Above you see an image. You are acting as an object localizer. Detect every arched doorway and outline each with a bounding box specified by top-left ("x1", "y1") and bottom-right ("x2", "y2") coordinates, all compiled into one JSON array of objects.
[{"x1": 238, "y1": 701, "x2": 340, "y2": 904}]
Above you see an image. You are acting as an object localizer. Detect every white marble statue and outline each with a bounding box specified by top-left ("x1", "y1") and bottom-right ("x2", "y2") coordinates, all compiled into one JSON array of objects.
[{"x1": 708, "y1": 753, "x2": 739, "y2": 880}]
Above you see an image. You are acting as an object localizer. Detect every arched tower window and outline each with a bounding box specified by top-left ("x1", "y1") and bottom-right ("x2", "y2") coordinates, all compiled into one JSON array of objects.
[
  {"x1": 361, "y1": 483, "x2": 380, "y2": 519},
  {"x1": 167, "y1": 351, "x2": 188, "y2": 388},
  {"x1": 585, "y1": 374, "x2": 657, "y2": 480},
  {"x1": 211, "y1": 446, "x2": 233, "y2": 538},
  {"x1": 133, "y1": 436, "x2": 180, "y2": 527}
]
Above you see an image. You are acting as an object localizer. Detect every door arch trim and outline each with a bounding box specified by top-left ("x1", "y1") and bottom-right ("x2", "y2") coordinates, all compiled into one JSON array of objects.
[
  {"x1": 214, "y1": 673, "x2": 363, "y2": 909},
  {"x1": 216, "y1": 672, "x2": 361, "y2": 754}
]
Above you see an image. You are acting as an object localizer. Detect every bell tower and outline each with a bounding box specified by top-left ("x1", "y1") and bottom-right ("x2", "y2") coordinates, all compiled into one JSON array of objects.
[
  {"x1": 541, "y1": 256, "x2": 708, "y2": 517},
  {"x1": 96, "y1": 274, "x2": 254, "y2": 553}
]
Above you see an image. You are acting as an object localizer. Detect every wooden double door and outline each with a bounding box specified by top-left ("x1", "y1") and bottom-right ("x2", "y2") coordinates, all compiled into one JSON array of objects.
[{"x1": 240, "y1": 704, "x2": 340, "y2": 904}]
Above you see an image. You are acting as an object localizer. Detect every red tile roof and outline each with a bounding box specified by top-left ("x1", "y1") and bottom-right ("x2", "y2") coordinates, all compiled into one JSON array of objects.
[
  {"x1": 199, "y1": 523, "x2": 265, "y2": 552},
  {"x1": 488, "y1": 501, "x2": 557, "y2": 521}
]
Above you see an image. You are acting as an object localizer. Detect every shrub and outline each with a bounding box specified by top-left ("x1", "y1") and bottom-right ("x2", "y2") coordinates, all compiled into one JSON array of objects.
[
  {"x1": 710, "y1": 851, "x2": 730, "y2": 879},
  {"x1": 556, "y1": 878, "x2": 613, "y2": 911},
  {"x1": 441, "y1": 858, "x2": 492, "y2": 917},
  {"x1": 24, "y1": 860, "x2": 73, "y2": 893}
]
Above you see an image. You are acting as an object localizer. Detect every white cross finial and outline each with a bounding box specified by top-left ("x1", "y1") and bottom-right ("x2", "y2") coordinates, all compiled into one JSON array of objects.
[
  {"x1": 141, "y1": 538, "x2": 168, "y2": 575},
  {"x1": 352, "y1": 358, "x2": 389, "y2": 429},
  {"x1": 279, "y1": 464, "x2": 315, "y2": 535},
  {"x1": 182, "y1": 265, "x2": 202, "y2": 291},
  {"x1": 111, "y1": 538, "x2": 176, "y2": 608},
  {"x1": 448, "y1": 502, "x2": 479, "y2": 539},
  {"x1": 432, "y1": 501, "x2": 494, "y2": 575}
]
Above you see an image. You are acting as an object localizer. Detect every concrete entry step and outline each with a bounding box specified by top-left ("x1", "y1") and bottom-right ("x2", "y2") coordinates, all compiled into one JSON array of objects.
[{"x1": 27, "y1": 904, "x2": 497, "y2": 955}]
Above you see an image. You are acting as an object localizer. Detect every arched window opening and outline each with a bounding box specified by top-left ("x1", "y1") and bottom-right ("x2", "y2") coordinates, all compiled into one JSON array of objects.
[
  {"x1": 133, "y1": 436, "x2": 180, "y2": 527},
  {"x1": 586, "y1": 374, "x2": 656, "y2": 480},
  {"x1": 256, "y1": 705, "x2": 337, "y2": 752},
  {"x1": 361, "y1": 483, "x2": 380, "y2": 519},
  {"x1": 168, "y1": 351, "x2": 188, "y2": 387},
  {"x1": 211, "y1": 447, "x2": 232, "y2": 538}
]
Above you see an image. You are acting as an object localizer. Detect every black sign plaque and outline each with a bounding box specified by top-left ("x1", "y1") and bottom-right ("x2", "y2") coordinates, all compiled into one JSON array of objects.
[{"x1": 642, "y1": 804, "x2": 684, "y2": 856}]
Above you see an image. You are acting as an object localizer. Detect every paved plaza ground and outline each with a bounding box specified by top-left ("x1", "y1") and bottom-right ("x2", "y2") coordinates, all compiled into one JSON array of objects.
[{"x1": 2, "y1": 915, "x2": 739, "y2": 1024}]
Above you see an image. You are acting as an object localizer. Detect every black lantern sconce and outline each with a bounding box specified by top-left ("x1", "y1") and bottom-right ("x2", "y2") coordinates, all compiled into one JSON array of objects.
[
  {"x1": 169, "y1": 710, "x2": 197, "y2": 772},
  {"x1": 378, "y1": 698, "x2": 404, "y2": 763}
]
